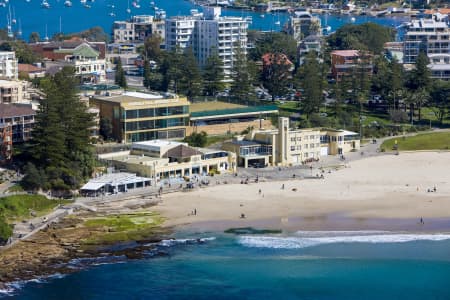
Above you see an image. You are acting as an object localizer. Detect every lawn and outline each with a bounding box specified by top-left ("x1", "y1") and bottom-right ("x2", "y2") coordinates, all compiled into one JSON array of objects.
[
  {"x1": 381, "y1": 132, "x2": 450, "y2": 151},
  {"x1": 0, "y1": 194, "x2": 71, "y2": 221},
  {"x1": 190, "y1": 101, "x2": 245, "y2": 112},
  {"x1": 82, "y1": 212, "x2": 165, "y2": 244}
]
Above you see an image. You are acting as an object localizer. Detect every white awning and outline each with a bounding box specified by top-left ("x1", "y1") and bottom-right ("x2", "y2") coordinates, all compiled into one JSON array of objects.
[{"x1": 80, "y1": 181, "x2": 105, "y2": 191}]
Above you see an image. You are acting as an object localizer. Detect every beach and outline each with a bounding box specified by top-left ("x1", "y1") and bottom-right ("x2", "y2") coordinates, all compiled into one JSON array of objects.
[{"x1": 155, "y1": 152, "x2": 450, "y2": 231}]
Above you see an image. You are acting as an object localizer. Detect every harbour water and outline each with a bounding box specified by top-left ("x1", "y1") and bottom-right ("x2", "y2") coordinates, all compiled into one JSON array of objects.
[
  {"x1": 1, "y1": 0, "x2": 407, "y2": 41},
  {"x1": 3, "y1": 230, "x2": 450, "y2": 299}
]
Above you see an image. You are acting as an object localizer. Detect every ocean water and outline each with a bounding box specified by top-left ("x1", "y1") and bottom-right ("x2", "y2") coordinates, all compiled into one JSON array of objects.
[
  {"x1": 4, "y1": 230, "x2": 450, "y2": 299},
  {"x1": 1, "y1": 0, "x2": 407, "y2": 42}
]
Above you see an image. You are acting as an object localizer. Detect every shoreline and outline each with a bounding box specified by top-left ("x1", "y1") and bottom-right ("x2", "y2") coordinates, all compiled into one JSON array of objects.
[{"x1": 2, "y1": 151, "x2": 450, "y2": 291}]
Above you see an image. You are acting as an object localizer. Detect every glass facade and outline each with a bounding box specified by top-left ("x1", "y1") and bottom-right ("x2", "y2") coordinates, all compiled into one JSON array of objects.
[{"x1": 124, "y1": 106, "x2": 188, "y2": 119}]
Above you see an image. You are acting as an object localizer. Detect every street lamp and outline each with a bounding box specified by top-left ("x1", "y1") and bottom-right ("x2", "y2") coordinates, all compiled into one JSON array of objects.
[{"x1": 428, "y1": 112, "x2": 434, "y2": 130}]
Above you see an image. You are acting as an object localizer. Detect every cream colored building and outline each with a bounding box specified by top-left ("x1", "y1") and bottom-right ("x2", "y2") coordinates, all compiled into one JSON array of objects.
[
  {"x1": 223, "y1": 117, "x2": 321, "y2": 167},
  {"x1": 222, "y1": 117, "x2": 361, "y2": 168},
  {"x1": 98, "y1": 140, "x2": 236, "y2": 181},
  {"x1": 320, "y1": 129, "x2": 360, "y2": 156}
]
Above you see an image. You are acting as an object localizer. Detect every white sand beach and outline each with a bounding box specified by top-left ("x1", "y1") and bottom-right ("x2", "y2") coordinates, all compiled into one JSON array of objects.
[{"x1": 154, "y1": 152, "x2": 450, "y2": 230}]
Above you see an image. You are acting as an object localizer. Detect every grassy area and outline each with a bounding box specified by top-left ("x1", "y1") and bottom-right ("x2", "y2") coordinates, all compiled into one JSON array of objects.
[
  {"x1": 82, "y1": 212, "x2": 165, "y2": 245},
  {"x1": 6, "y1": 184, "x2": 24, "y2": 193},
  {"x1": 381, "y1": 132, "x2": 450, "y2": 151},
  {"x1": 0, "y1": 194, "x2": 71, "y2": 221},
  {"x1": 190, "y1": 101, "x2": 245, "y2": 112},
  {"x1": 206, "y1": 134, "x2": 233, "y2": 146}
]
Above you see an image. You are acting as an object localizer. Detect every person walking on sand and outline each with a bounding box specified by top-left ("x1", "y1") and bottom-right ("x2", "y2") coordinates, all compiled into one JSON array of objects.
[
  {"x1": 194, "y1": 208, "x2": 197, "y2": 215},
  {"x1": 282, "y1": 184, "x2": 285, "y2": 190},
  {"x1": 259, "y1": 189, "x2": 261, "y2": 195},
  {"x1": 420, "y1": 217, "x2": 424, "y2": 225}
]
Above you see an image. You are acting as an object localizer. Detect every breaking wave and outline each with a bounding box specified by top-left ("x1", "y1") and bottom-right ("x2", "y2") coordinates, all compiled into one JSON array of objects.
[{"x1": 238, "y1": 231, "x2": 450, "y2": 249}]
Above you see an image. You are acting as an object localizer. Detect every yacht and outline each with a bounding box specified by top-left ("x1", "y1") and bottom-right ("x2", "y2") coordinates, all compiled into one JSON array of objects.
[
  {"x1": 64, "y1": 0, "x2": 72, "y2": 7},
  {"x1": 155, "y1": 8, "x2": 166, "y2": 19},
  {"x1": 41, "y1": 0, "x2": 50, "y2": 9}
]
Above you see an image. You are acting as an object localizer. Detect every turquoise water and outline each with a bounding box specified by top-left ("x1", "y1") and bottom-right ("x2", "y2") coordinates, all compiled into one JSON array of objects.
[
  {"x1": 2, "y1": 0, "x2": 407, "y2": 41},
  {"x1": 4, "y1": 231, "x2": 450, "y2": 299}
]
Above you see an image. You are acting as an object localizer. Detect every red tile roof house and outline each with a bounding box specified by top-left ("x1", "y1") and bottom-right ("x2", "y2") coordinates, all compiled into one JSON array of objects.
[
  {"x1": 331, "y1": 50, "x2": 373, "y2": 81},
  {"x1": 18, "y1": 63, "x2": 46, "y2": 79}
]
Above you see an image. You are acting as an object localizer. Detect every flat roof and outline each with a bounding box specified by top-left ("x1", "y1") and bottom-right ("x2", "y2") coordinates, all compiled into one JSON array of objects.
[
  {"x1": 132, "y1": 140, "x2": 185, "y2": 150},
  {"x1": 190, "y1": 105, "x2": 278, "y2": 121},
  {"x1": 80, "y1": 172, "x2": 151, "y2": 191}
]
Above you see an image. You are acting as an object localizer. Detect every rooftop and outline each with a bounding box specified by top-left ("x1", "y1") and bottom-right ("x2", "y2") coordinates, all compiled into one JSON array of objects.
[
  {"x1": 80, "y1": 172, "x2": 151, "y2": 191},
  {"x1": 0, "y1": 104, "x2": 35, "y2": 118},
  {"x1": 331, "y1": 50, "x2": 359, "y2": 57},
  {"x1": 163, "y1": 144, "x2": 202, "y2": 158}
]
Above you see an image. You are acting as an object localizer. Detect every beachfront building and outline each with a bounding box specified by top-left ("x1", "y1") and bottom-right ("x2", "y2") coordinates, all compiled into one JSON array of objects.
[
  {"x1": 222, "y1": 117, "x2": 321, "y2": 167},
  {"x1": 98, "y1": 140, "x2": 236, "y2": 181},
  {"x1": 0, "y1": 103, "x2": 35, "y2": 164},
  {"x1": 80, "y1": 172, "x2": 152, "y2": 196},
  {"x1": 285, "y1": 11, "x2": 322, "y2": 44},
  {"x1": 113, "y1": 15, "x2": 165, "y2": 46},
  {"x1": 403, "y1": 17, "x2": 450, "y2": 64},
  {"x1": 331, "y1": 50, "x2": 373, "y2": 81},
  {"x1": 30, "y1": 38, "x2": 107, "y2": 82},
  {"x1": 165, "y1": 6, "x2": 248, "y2": 79},
  {"x1": 0, "y1": 52, "x2": 18, "y2": 80},
  {"x1": 319, "y1": 129, "x2": 360, "y2": 156},
  {"x1": 188, "y1": 101, "x2": 278, "y2": 136},
  {"x1": 91, "y1": 91, "x2": 190, "y2": 143}
]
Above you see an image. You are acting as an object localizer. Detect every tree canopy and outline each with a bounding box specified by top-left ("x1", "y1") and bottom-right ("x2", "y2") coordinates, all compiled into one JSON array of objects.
[
  {"x1": 22, "y1": 67, "x2": 95, "y2": 192},
  {"x1": 327, "y1": 23, "x2": 394, "y2": 54}
]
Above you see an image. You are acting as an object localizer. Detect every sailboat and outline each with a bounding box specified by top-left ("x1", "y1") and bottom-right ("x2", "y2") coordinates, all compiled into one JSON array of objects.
[
  {"x1": 64, "y1": 0, "x2": 72, "y2": 7},
  {"x1": 6, "y1": 15, "x2": 13, "y2": 38},
  {"x1": 274, "y1": 12, "x2": 280, "y2": 26},
  {"x1": 17, "y1": 19, "x2": 22, "y2": 37},
  {"x1": 126, "y1": 0, "x2": 131, "y2": 13},
  {"x1": 11, "y1": 7, "x2": 16, "y2": 24}
]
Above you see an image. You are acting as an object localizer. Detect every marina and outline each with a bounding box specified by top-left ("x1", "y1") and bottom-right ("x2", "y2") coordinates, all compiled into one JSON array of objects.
[{"x1": 0, "y1": 0, "x2": 408, "y2": 41}]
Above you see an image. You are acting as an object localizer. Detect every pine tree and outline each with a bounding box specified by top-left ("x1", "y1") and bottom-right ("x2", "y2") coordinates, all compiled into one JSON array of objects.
[
  {"x1": 179, "y1": 47, "x2": 203, "y2": 99},
  {"x1": 230, "y1": 43, "x2": 254, "y2": 103},
  {"x1": 297, "y1": 51, "x2": 324, "y2": 119},
  {"x1": 203, "y1": 49, "x2": 225, "y2": 96},
  {"x1": 25, "y1": 66, "x2": 95, "y2": 191},
  {"x1": 115, "y1": 59, "x2": 127, "y2": 89},
  {"x1": 143, "y1": 59, "x2": 151, "y2": 89}
]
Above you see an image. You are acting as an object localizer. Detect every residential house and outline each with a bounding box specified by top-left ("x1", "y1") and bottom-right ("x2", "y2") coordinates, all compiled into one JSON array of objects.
[
  {"x1": 331, "y1": 50, "x2": 373, "y2": 81},
  {"x1": 30, "y1": 38, "x2": 107, "y2": 82}
]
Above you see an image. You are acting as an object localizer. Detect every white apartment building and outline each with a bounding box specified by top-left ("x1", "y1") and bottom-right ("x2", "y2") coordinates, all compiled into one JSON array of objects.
[
  {"x1": 428, "y1": 53, "x2": 450, "y2": 80},
  {"x1": 286, "y1": 11, "x2": 322, "y2": 43},
  {"x1": 403, "y1": 17, "x2": 450, "y2": 64},
  {"x1": 113, "y1": 15, "x2": 165, "y2": 44},
  {"x1": 0, "y1": 52, "x2": 18, "y2": 80},
  {"x1": 165, "y1": 7, "x2": 248, "y2": 79}
]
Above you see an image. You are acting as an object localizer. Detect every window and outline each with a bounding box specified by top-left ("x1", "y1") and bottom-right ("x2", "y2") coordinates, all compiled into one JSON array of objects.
[{"x1": 291, "y1": 146, "x2": 295, "y2": 151}]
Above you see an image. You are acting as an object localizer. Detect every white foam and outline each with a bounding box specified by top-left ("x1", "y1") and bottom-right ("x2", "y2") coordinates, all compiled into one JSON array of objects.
[
  {"x1": 238, "y1": 233, "x2": 450, "y2": 249},
  {"x1": 156, "y1": 237, "x2": 216, "y2": 247}
]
